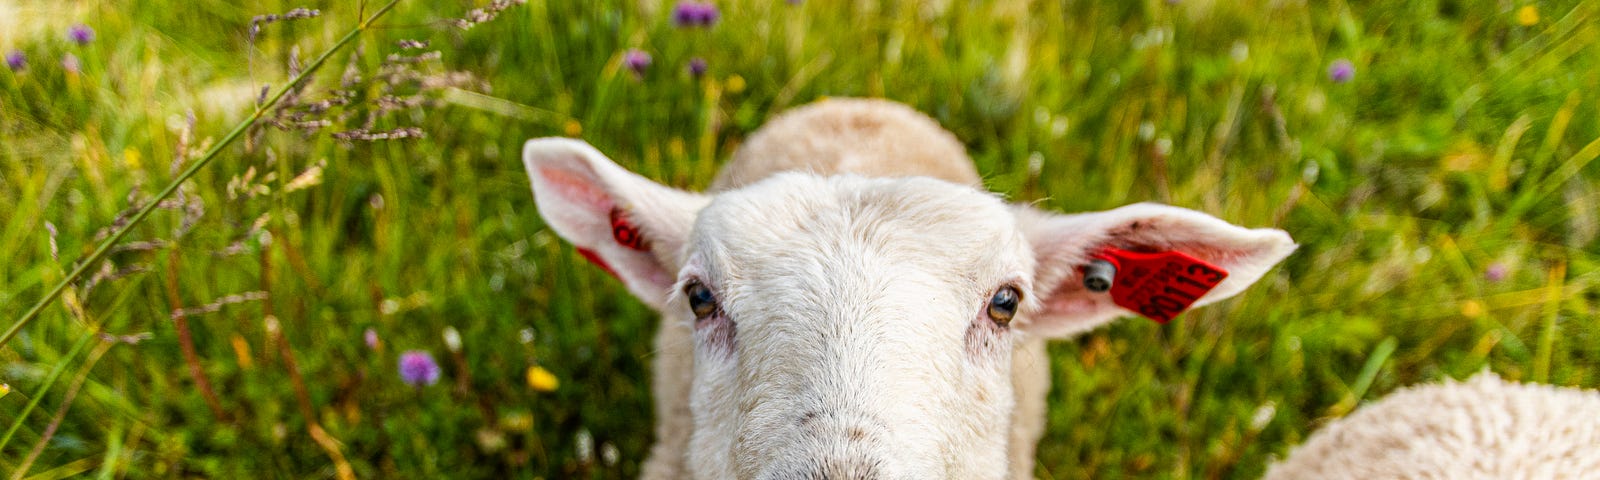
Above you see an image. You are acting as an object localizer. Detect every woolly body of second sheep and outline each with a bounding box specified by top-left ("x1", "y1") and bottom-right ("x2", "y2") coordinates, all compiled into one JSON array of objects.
[{"x1": 1264, "y1": 372, "x2": 1600, "y2": 480}]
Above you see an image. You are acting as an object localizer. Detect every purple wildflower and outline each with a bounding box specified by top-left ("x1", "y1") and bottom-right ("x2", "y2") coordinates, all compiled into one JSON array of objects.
[
  {"x1": 1485, "y1": 263, "x2": 1509, "y2": 282},
  {"x1": 364, "y1": 328, "x2": 381, "y2": 350},
  {"x1": 62, "y1": 54, "x2": 80, "y2": 74},
  {"x1": 1328, "y1": 59, "x2": 1355, "y2": 83},
  {"x1": 5, "y1": 50, "x2": 23, "y2": 72},
  {"x1": 699, "y1": 4, "x2": 721, "y2": 26},
  {"x1": 624, "y1": 49, "x2": 652, "y2": 77},
  {"x1": 68, "y1": 24, "x2": 95, "y2": 45},
  {"x1": 398, "y1": 350, "x2": 441, "y2": 386},
  {"x1": 671, "y1": 2, "x2": 720, "y2": 28},
  {"x1": 687, "y1": 57, "x2": 707, "y2": 77},
  {"x1": 671, "y1": 3, "x2": 696, "y2": 26}
]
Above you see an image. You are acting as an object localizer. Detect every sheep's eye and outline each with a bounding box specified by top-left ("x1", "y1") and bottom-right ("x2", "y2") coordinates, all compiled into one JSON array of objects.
[
  {"x1": 987, "y1": 286, "x2": 1021, "y2": 326},
  {"x1": 685, "y1": 281, "x2": 719, "y2": 319}
]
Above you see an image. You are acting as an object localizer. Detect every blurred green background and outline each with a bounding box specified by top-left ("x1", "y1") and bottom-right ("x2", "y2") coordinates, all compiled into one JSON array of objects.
[{"x1": 2, "y1": 0, "x2": 1597, "y2": 478}]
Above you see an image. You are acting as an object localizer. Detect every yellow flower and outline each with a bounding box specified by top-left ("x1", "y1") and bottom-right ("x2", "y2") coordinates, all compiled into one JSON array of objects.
[
  {"x1": 1461, "y1": 299, "x2": 1485, "y2": 318},
  {"x1": 526, "y1": 365, "x2": 559, "y2": 392},
  {"x1": 1517, "y1": 6, "x2": 1539, "y2": 26},
  {"x1": 563, "y1": 119, "x2": 583, "y2": 137},
  {"x1": 231, "y1": 334, "x2": 254, "y2": 370},
  {"x1": 123, "y1": 148, "x2": 142, "y2": 170},
  {"x1": 0, "y1": 383, "x2": 10, "y2": 399},
  {"x1": 726, "y1": 74, "x2": 746, "y2": 94}
]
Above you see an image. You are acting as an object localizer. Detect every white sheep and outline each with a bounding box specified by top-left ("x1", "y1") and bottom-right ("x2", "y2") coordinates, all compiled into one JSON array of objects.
[
  {"x1": 521, "y1": 98, "x2": 1296, "y2": 479},
  {"x1": 1265, "y1": 371, "x2": 1600, "y2": 479}
]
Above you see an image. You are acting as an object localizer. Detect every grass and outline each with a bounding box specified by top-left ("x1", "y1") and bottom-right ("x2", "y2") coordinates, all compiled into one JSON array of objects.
[{"x1": 2, "y1": 0, "x2": 1597, "y2": 478}]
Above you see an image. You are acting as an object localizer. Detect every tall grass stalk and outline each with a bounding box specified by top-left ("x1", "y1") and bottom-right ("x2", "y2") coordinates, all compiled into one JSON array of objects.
[
  {"x1": 0, "y1": 0, "x2": 403, "y2": 350},
  {"x1": 0, "y1": 332, "x2": 93, "y2": 454},
  {"x1": 164, "y1": 249, "x2": 227, "y2": 421},
  {"x1": 9, "y1": 339, "x2": 114, "y2": 480},
  {"x1": 1532, "y1": 262, "x2": 1567, "y2": 383}
]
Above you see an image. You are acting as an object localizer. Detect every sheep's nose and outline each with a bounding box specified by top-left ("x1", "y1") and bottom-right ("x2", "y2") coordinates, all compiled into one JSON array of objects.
[
  {"x1": 761, "y1": 430, "x2": 888, "y2": 480},
  {"x1": 766, "y1": 458, "x2": 883, "y2": 480},
  {"x1": 782, "y1": 437, "x2": 888, "y2": 480},
  {"x1": 756, "y1": 410, "x2": 900, "y2": 480},
  {"x1": 806, "y1": 463, "x2": 883, "y2": 480}
]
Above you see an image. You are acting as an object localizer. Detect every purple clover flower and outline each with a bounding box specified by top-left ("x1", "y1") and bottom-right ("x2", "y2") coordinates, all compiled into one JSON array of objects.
[
  {"x1": 5, "y1": 50, "x2": 23, "y2": 72},
  {"x1": 671, "y1": 3, "x2": 697, "y2": 27},
  {"x1": 62, "y1": 54, "x2": 80, "y2": 75},
  {"x1": 671, "y1": 2, "x2": 720, "y2": 28},
  {"x1": 1485, "y1": 263, "x2": 1509, "y2": 282},
  {"x1": 624, "y1": 49, "x2": 652, "y2": 77},
  {"x1": 68, "y1": 24, "x2": 95, "y2": 45},
  {"x1": 1328, "y1": 59, "x2": 1355, "y2": 83},
  {"x1": 364, "y1": 328, "x2": 381, "y2": 350},
  {"x1": 688, "y1": 57, "x2": 707, "y2": 77},
  {"x1": 699, "y1": 4, "x2": 721, "y2": 26},
  {"x1": 399, "y1": 350, "x2": 441, "y2": 386}
]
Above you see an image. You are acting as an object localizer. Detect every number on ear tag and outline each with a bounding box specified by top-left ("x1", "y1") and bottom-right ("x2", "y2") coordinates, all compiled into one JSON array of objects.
[{"x1": 1092, "y1": 248, "x2": 1229, "y2": 323}]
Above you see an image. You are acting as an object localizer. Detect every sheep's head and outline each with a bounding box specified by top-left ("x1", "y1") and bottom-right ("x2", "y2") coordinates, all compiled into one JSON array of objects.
[{"x1": 522, "y1": 138, "x2": 1295, "y2": 479}]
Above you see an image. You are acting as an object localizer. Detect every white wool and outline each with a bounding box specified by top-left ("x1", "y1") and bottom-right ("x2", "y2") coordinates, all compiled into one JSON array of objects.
[
  {"x1": 521, "y1": 98, "x2": 1295, "y2": 479},
  {"x1": 682, "y1": 174, "x2": 1028, "y2": 479},
  {"x1": 1265, "y1": 372, "x2": 1600, "y2": 480}
]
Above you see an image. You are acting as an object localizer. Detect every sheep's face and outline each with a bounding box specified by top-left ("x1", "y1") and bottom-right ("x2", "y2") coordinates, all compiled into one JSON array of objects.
[
  {"x1": 679, "y1": 174, "x2": 1030, "y2": 479},
  {"x1": 521, "y1": 138, "x2": 1296, "y2": 480}
]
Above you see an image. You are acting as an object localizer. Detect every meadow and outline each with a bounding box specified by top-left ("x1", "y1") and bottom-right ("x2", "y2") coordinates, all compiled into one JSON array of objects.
[{"x1": 2, "y1": 0, "x2": 1597, "y2": 478}]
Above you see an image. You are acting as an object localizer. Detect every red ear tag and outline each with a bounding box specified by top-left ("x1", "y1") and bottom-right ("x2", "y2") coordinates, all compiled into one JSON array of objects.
[
  {"x1": 609, "y1": 207, "x2": 650, "y2": 252},
  {"x1": 1092, "y1": 248, "x2": 1228, "y2": 324}
]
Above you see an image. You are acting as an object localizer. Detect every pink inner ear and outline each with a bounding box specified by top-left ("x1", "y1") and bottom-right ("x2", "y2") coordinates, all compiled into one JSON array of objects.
[
  {"x1": 539, "y1": 164, "x2": 613, "y2": 214},
  {"x1": 1043, "y1": 294, "x2": 1100, "y2": 318}
]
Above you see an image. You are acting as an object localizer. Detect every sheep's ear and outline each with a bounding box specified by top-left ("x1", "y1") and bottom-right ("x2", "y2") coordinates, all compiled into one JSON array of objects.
[
  {"x1": 1013, "y1": 203, "x2": 1296, "y2": 338},
  {"x1": 523, "y1": 138, "x2": 709, "y2": 308}
]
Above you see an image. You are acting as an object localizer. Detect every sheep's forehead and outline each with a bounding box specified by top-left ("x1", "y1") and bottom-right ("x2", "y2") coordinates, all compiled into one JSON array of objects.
[{"x1": 692, "y1": 174, "x2": 1029, "y2": 288}]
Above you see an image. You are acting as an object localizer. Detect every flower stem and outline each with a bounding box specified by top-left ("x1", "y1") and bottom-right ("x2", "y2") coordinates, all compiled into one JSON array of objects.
[{"x1": 166, "y1": 248, "x2": 229, "y2": 422}]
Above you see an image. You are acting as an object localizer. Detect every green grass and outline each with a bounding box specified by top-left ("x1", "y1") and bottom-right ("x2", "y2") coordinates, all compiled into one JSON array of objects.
[{"x1": 2, "y1": 0, "x2": 1598, "y2": 478}]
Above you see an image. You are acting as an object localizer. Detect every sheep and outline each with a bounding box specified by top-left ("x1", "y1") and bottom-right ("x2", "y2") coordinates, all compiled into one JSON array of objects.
[
  {"x1": 521, "y1": 98, "x2": 1296, "y2": 479},
  {"x1": 1264, "y1": 371, "x2": 1600, "y2": 479}
]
